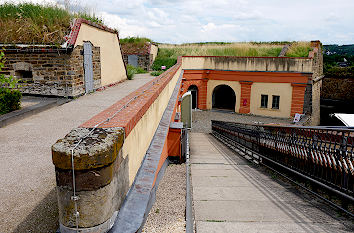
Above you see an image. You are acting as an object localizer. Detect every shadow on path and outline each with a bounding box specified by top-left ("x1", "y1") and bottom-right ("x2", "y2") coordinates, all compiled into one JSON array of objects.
[{"x1": 14, "y1": 188, "x2": 58, "y2": 233}]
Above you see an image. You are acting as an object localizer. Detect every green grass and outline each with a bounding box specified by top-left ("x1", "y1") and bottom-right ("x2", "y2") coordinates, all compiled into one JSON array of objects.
[
  {"x1": 157, "y1": 43, "x2": 284, "y2": 58},
  {"x1": 126, "y1": 65, "x2": 148, "y2": 80},
  {"x1": 0, "y1": 3, "x2": 105, "y2": 44},
  {"x1": 120, "y1": 37, "x2": 152, "y2": 45},
  {"x1": 152, "y1": 42, "x2": 312, "y2": 70},
  {"x1": 151, "y1": 70, "x2": 164, "y2": 76},
  {"x1": 285, "y1": 42, "x2": 312, "y2": 57}
]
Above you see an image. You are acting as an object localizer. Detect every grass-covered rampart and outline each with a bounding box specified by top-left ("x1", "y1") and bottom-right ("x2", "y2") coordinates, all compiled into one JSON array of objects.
[
  {"x1": 0, "y1": 3, "x2": 103, "y2": 45},
  {"x1": 152, "y1": 42, "x2": 312, "y2": 71}
]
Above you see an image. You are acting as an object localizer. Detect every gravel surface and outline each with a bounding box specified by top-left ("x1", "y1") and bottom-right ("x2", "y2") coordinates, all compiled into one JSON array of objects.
[
  {"x1": 142, "y1": 163, "x2": 186, "y2": 233},
  {"x1": 191, "y1": 110, "x2": 292, "y2": 133}
]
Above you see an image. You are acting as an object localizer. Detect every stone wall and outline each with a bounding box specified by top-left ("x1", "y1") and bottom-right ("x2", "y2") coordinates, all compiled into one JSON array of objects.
[
  {"x1": 122, "y1": 54, "x2": 154, "y2": 71},
  {"x1": 2, "y1": 46, "x2": 101, "y2": 97},
  {"x1": 69, "y1": 45, "x2": 101, "y2": 96},
  {"x1": 309, "y1": 41, "x2": 324, "y2": 126},
  {"x1": 321, "y1": 77, "x2": 354, "y2": 100}
]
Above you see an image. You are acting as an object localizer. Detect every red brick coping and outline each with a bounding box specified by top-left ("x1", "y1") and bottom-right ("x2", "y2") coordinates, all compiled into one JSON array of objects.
[{"x1": 81, "y1": 58, "x2": 182, "y2": 136}]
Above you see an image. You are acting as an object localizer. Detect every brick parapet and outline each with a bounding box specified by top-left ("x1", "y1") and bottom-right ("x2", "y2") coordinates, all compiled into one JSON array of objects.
[
  {"x1": 80, "y1": 57, "x2": 182, "y2": 136},
  {"x1": 52, "y1": 57, "x2": 183, "y2": 231}
]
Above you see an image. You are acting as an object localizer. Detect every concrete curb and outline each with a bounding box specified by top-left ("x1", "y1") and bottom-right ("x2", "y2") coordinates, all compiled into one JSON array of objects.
[
  {"x1": 0, "y1": 98, "x2": 70, "y2": 128},
  {"x1": 185, "y1": 131, "x2": 194, "y2": 233}
]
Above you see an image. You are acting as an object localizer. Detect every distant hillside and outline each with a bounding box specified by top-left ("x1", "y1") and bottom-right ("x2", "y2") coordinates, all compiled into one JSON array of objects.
[
  {"x1": 323, "y1": 44, "x2": 354, "y2": 78},
  {"x1": 323, "y1": 44, "x2": 354, "y2": 55}
]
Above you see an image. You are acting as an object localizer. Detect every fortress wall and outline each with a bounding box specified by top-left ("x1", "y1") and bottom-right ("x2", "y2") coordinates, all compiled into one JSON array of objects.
[
  {"x1": 52, "y1": 59, "x2": 182, "y2": 231},
  {"x1": 182, "y1": 56, "x2": 313, "y2": 73}
]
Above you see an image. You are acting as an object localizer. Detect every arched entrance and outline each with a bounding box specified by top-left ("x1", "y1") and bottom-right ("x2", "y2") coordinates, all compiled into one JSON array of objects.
[
  {"x1": 188, "y1": 85, "x2": 198, "y2": 109},
  {"x1": 212, "y1": 85, "x2": 236, "y2": 111}
]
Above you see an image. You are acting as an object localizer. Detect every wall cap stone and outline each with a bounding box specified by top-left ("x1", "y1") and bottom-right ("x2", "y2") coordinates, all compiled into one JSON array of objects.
[{"x1": 52, "y1": 127, "x2": 124, "y2": 170}]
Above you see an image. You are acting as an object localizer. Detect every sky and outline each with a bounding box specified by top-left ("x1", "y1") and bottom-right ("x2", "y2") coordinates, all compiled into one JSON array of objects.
[{"x1": 2, "y1": 0, "x2": 354, "y2": 44}]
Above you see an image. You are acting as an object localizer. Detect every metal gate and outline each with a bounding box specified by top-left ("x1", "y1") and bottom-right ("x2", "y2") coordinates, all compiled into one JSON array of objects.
[
  {"x1": 83, "y1": 42, "x2": 94, "y2": 94},
  {"x1": 128, "y1": 55, "x2": 138, "y2": 67}
]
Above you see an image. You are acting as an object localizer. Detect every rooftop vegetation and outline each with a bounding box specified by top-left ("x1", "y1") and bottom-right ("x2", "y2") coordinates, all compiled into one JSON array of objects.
[
  {"x1": 120, "y1": 37, "x2": 154, "y2": 53},
  {"x1": 285, "y1": 41, "x2": 312, "y2": 57},
  {"x1": 158, "y1": 43, "x2": 284, "y2": 57},
  {"x1": 152, "y1": 42, "x2": 313, "y2": 71},
  {"x1": 120, "y1": 37, "x2": 153, "y2": 45},
  {"x1": 0, "y1": 3, "x2": 104, "y2": 45}
]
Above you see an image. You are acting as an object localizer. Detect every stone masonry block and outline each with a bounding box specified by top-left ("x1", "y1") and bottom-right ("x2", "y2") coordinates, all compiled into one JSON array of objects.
[
  {"x1": 52, "y1": 127, "x2": 124, "y2": 170},
  {"x1": 52, "y1": 127, "x2": 129, "y2": 230}
]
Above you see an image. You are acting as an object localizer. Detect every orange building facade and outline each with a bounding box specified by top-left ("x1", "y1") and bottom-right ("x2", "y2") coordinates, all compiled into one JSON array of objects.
[{"x1": 181, "y1": 68, "x2": 312, "y2": 118}]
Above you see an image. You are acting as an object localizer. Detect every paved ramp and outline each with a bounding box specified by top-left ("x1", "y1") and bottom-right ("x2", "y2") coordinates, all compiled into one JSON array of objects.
[
  {"x1": 190, "y1": 133, "x2": 353, "y2": 233},
  {"x1": 0, "y1": 74, "x2": 154, "y2": 233}
]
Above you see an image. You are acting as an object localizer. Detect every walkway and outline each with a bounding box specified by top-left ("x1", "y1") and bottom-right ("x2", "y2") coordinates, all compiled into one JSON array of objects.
[
  {"x1": 190, "y1": 133, "x2": 353, "y2": 233},
  {"x1": 0, "y1": 74, "x2": 154, "y2": 233}
]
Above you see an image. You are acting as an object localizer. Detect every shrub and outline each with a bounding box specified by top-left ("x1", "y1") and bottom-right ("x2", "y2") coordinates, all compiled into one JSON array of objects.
[
  {"x1": 0, "y1": 89, "x2": 22, "y2": 114},
  {"x1": 133, "y1": 66, "x2": 148, "y2": 74},
  {"x1": 126, "y1": 65, "x2": 136, "y2": 80},
  {"x1": 126, "y1": 64, "x2": 148, "y2": 80},
  {"x1": 152, "y1": 58, "x2": 177, "y2": 71},
  {"x1": 151, "y1": 70, "x2": 164, "y2": 76},
  {"x1": 0, "y1": 50, "x2": 22, "y2": 115}
]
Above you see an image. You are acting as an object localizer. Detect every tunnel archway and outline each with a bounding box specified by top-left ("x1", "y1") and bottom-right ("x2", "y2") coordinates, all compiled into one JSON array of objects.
[
  {"x1": 212, "y1": 85, "x2": 236, "y2": 111},
  {"x1": 188, "y1": 85, "x2": 198, "y2": 109}
]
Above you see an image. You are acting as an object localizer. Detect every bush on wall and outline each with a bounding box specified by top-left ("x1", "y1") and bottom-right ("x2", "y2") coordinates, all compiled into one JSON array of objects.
[{"x1": 0, "y1": 50, "x2": 22, "y2": 115}]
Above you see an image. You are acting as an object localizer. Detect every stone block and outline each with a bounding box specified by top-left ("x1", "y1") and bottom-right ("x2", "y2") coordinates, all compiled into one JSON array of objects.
[
  {"x1": 53, "y1": 127, "x2": 129, "y2": 230},
  {"x1": 52, "y1": 127, "x2": 124, "y2": 170}
]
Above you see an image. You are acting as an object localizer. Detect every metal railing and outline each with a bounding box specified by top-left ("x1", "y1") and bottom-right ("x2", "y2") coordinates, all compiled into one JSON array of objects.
[{"x1": 211, "y1": 120, "x2": 354, "y2": 201}]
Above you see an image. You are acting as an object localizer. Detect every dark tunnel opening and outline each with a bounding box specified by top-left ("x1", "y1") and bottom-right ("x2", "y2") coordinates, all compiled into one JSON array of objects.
[
  {"x1": 188, "y1": 85, "x2": 198, "y2": 109},
  {"x1": 212, "y1": 85, "x2": 236, "y2": 111}
]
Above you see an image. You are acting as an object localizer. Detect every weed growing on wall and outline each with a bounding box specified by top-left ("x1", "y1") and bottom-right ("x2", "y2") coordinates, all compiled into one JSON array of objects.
[{"x1": 0, "y1": 50, "x2": 22, "y2": 114}]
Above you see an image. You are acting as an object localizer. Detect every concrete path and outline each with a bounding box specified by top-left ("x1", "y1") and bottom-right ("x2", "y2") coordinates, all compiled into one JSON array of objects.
[
  {"x1": 0, "y1": 74, "x2": 154, "y2": 233},
  {"x1": 190, "y1": 133, "x2": 353, "y2": 233}
]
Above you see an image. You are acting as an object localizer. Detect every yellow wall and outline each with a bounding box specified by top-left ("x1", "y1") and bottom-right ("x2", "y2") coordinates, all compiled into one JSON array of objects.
[
  {"x1": 250, "y1": 83, "x2": 292, "y2": 118},
  {"x1": 121, "y1": 67, "x2": 182, "y2": 185},
  {"x1": 74, "y1": 23, "x2": 127, "y2": 86},
  {"x1": 150, "y1": 44, "x2": 158, "y2": 62},
  {"x1": 182, "y1": 56, "x2": 313, "y2": 73},
  {"x1": 207, "y1": 80, "x2": 241, "y2": 112}
]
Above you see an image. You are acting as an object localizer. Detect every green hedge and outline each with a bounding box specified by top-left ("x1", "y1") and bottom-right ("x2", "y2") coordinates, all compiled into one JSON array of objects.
[{"x1": 0, "y1": 89, "x2": 22, "y2": 115}]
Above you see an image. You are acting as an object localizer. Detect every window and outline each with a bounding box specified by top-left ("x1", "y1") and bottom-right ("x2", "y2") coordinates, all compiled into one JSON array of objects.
[
  {"x1": 272, "y1": 95, "x2": 280, "y2": 109},
  {"x1": 260, "y1": 95, "x2": 268, "y2": 108}
]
